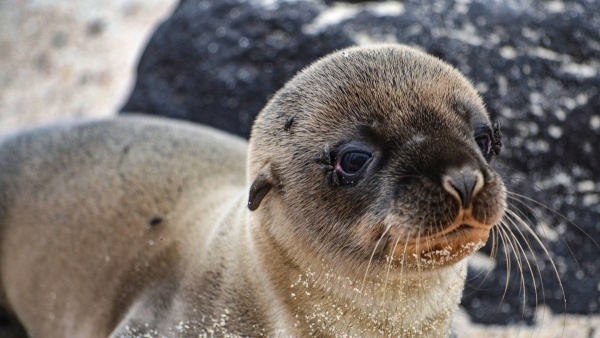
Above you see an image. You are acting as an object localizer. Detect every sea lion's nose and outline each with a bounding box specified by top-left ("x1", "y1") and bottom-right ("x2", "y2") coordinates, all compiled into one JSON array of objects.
[{"x1": 442, "y1": 168, "x2": 483, "y2": 209}]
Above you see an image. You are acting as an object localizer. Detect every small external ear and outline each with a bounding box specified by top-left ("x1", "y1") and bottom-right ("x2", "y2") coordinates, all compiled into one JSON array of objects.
[{"x1": 248, "y1": 164, "x2": 275, "y2": 211}]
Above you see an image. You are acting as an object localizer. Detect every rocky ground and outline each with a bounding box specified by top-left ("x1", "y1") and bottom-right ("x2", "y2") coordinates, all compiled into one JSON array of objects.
[{"x1": 1, "y1": 0, "x2": 599, "y2": 336}]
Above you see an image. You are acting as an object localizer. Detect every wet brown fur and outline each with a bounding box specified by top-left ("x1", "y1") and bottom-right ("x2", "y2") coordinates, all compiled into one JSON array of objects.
[{"x1": 0, "y1": 44, "x2": 505, "y2": 337}]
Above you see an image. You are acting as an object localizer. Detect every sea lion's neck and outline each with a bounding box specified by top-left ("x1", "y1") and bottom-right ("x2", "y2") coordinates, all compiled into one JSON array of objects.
[{"x1": 248, "y1": 210, "x2": 468, "y2": 337}]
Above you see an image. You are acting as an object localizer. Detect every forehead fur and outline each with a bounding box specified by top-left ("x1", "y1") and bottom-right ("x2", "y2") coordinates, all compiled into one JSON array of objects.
[{"x1": 248, "y1": 44, "x2": 488, "y2": 177}]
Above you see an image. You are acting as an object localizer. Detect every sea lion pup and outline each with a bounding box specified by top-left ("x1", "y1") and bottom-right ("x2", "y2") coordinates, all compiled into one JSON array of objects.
[{"x1": 0, "y1": 44, "x2": 505, "y2": 337}]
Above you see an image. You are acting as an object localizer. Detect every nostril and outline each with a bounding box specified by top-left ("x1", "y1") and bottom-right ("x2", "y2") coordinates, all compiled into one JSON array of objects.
[
  {"x1": 443, "y1": 169, "x2": 483, "y2": 209},
  {"x1": 450, "y1": 176, "x2": 476, "y2": 209}
]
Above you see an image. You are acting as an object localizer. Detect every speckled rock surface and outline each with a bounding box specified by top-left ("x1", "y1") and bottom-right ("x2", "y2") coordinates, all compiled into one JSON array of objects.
[
  {"x1": 122, "y1": 0, "x2": 353, "y2": 137},
  {"x1": 122, "y1": 0, "x2": 600, "y2": 325}
]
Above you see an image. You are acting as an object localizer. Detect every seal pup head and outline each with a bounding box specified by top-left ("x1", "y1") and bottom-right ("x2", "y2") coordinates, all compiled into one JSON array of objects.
[{"x1": 247, "y1": 44, "x2": 506, "y2": 276}]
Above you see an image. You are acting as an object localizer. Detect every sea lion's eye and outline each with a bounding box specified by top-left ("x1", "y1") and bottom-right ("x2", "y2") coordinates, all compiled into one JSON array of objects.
[
  {"x1": 474, "y1": 125, "x2": 494, "y2": 161},
  {"x1": 316, "y1": 142, "x2": 373, "y2": 187},
  {"x1": 333, "y1": 143, "x2": 373, "y2": 186},
  {"x1": 475, "y1": 134, "x2": 491, "y2": 156},
  {"x1": 341, "y1": 152, "x2": 371, "y2": 175}
]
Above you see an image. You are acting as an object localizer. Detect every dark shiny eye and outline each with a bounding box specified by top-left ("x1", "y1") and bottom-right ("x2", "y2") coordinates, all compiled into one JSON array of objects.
[
  {"x1": 475, "y1": 134, "x2": 491, "y2": 156},
  {"x1": 341, "y1": 152, "x2": 371, "y2": 175},
  {"x1": 474, "y1": 124, "x2": 494, "y2": 161},
  {"x1": 332, "y1": 143, "x2": 374, "y2": 187}
]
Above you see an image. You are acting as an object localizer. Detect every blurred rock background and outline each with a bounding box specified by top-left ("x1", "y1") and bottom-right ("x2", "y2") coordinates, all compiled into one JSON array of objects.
[{"x1": 1, "y1": 0, "x2": 599, "y2": 336}]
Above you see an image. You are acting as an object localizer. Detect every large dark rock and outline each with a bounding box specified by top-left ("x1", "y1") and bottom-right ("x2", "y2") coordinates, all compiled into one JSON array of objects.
[
  {"x1": 122, "y1": 0, "x2": 600, "y2": 325},
  {"x1": 122, "y1": 0, "x2": 352, "y2": 137}
]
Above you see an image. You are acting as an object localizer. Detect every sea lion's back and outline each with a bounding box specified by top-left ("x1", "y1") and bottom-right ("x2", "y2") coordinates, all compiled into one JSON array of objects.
[
  {"x1": 0, "y1": 115, "x2": 248, "y2": 221},
  {"x1": 0, "y1": 115, "x2": 248, "y2": 337}
]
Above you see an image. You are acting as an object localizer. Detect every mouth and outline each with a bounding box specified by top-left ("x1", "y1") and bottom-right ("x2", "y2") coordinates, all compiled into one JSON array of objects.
[
  {"x1": 391, "y1": 222, "x2": 492, "y2": 268},
  {"x1": 445, "y1": 223, "x2": 473, "y2": 237}
]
